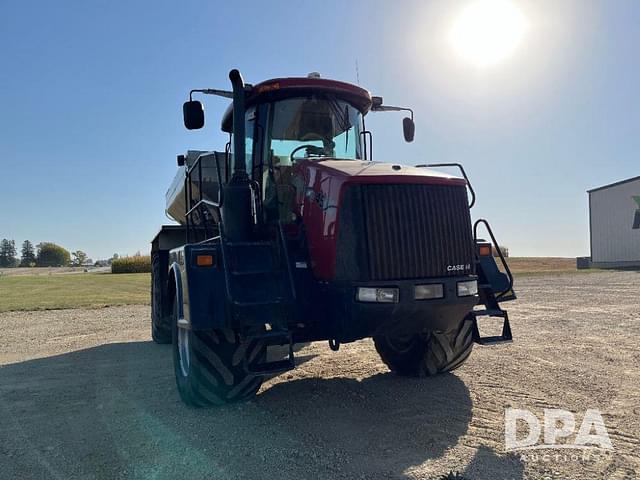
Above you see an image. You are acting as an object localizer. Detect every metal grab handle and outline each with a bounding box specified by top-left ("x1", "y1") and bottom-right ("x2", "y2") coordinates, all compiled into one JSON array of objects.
[
  {"x1": 416, "y1": 163, "x2": 476, "y2": 208},
  {"x1": 473, "y1": 219, "x2": 513, "y2": 299}
]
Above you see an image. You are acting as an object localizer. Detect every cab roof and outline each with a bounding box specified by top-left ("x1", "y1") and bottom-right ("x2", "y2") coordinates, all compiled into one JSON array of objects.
[{"x1": 221, "y1": 77, "x2": 372, "y2": 133}]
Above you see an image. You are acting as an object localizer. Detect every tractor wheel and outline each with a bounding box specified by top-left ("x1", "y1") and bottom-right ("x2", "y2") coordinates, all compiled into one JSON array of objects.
[
  {"x1": 171, "y1": 299, "x2": 265, "y2": 407},
  {"x1": 373, "y1": 316, "x2": 474, "y2": 376},
  {"x1": 151, "y1": 252, "x2": 171, "y2": 344}
]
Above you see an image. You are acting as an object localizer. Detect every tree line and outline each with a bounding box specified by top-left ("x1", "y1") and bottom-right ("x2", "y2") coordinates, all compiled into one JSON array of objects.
[{"x1": 0, "y1": 239, "x2": 93, "y2": 268}]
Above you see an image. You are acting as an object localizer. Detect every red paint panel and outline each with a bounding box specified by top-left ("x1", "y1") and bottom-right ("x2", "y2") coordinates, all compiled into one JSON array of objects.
[{"x1": 292, "y1": 160, "x2": 468, "y2": 280}]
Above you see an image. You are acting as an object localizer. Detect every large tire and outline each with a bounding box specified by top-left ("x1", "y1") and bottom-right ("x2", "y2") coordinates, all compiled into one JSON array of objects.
[
  {"x1": 151, "y1": 252, "x2": 171, "y2": 344},
  {"x1": 171, "y1": 299, "x2": 265, "y2": 407},
  {"x1": 374, "y1": 316, "x2": 474, "y2": 376}
]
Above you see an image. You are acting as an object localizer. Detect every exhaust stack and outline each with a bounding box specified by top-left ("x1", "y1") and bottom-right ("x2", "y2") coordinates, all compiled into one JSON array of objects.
[
  {"x1": 228, "y1": 69, "x2": 247, "y2": 178},
  {"x1": 221, "y1": 68, "x2": 252, "y2": 241}
]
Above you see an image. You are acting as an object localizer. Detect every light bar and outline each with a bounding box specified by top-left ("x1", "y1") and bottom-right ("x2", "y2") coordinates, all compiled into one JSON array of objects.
[
  {"x1": 357, "y1": 287, "x2": 399, "y2": 303},
  {"x1": 414, "y1": 283, "x2": 444, "y2": 300},
  {"x1": 457, "y1": 280, "x2": 478, "y2": 297}
]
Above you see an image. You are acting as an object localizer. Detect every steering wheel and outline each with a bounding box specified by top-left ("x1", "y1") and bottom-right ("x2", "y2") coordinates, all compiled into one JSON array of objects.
[{"x1": 289, "y1": 144, "x2": 325, "y2": 164}]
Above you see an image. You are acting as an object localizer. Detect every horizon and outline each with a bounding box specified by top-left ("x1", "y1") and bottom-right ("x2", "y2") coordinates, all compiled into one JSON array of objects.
[{"x1": 1, "y1": 1, "x2": 639, "y2": 260}]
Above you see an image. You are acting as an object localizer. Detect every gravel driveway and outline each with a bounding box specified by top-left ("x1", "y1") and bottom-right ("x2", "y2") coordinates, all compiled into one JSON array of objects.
[{"x1": 1, "y1": 271, "x2": 639, "y2": 479}]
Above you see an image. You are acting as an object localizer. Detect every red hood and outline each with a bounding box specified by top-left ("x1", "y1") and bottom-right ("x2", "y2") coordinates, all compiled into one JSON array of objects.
[
  {"x1": 300, "y1": 159, "x2": 467, "y2": 186},
  {"x1": 292, "y1": 158, "x2": 470, "y2": 281}
]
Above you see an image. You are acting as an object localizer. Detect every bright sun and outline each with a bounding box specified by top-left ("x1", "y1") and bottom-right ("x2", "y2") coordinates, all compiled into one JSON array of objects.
[{"x1": 449, "y1": 0, "x2": 528, "y2": 67}]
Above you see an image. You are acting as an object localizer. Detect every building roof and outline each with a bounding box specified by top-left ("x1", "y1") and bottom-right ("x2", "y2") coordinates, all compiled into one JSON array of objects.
[{"x1": 587, "y1": 175, "x2": 640, "y2": 194}]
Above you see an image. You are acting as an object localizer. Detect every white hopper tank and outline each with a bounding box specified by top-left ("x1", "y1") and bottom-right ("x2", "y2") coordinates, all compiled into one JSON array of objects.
[{"x1": 165, "y1": 150, "x2": 227, "y2": 225}]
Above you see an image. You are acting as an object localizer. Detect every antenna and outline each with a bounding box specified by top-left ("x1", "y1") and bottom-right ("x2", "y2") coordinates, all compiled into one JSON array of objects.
[{"x1": 355, "y1": 59, "x2": 360, "y2": 85}]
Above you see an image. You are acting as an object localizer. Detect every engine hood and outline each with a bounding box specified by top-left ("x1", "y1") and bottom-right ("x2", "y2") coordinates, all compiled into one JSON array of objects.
[
  {"x1": 299, "y1": 159, "x2": 467, "y2": 186},
  {"x1": 292, "y1": 158, "x2": 471, "y2": 281}
]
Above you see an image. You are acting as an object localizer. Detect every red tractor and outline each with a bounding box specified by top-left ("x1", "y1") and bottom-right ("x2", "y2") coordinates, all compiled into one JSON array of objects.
[{"x1": 151, "y1": 69, "x2": 515, "y2": 406}]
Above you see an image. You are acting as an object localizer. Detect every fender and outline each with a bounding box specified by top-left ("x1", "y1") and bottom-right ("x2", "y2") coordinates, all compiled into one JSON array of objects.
[{"x1": 168, "y1": 261, "x2": 188, "y2": 327}]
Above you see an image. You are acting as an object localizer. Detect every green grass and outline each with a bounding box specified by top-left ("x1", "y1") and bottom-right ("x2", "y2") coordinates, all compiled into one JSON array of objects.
[{"x1": 0, "y1": 273, "x2": 150, "y2": 312}]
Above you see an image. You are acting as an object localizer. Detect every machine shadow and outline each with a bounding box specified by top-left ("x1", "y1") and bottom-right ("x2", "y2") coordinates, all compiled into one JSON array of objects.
[
  {"x1": 258, "y1": 372, "x2": 523, "y2": 479},
  {"x1": 0, "y1": 341, "x2": 522, "y2": 479}
]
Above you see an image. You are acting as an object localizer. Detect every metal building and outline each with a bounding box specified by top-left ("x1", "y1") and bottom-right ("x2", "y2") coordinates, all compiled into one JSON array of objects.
[{"x1": 588, "y1": 176, "x2": 640, "y2": 268}]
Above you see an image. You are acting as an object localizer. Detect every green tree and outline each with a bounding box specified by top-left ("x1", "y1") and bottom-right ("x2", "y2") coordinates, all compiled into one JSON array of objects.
[
  {"x1": 36, "y1": 242, "x2": 71, "y2": 267},
  {"x1": 72, "y1": 250, "x2": 88, "y2": 266},
  {"x1": 20, "y1": 240, "x2": 36, "y2": 267},
  {"x1": 0, "y1": 239, "x2": 18, "y2": 267},
  {"x1": 108, "y1": 253, "x2": 119, "y2": 265}
]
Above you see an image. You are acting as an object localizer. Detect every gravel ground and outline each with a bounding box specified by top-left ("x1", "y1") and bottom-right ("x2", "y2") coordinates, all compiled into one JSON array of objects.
[{"x1": 1, "y1": 271, "x2": 639, "y2": 479}]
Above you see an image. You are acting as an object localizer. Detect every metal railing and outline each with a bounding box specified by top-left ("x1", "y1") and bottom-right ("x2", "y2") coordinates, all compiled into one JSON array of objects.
[
  {"x1": 185, "y1": 152, "x2": 225, "y2": 243},
  {"x1": 415, "y1": 162, "x2": 476, "y2": 208},
  {"x1": 473, "y1": 218, "x2": 514, "y2": 299}
]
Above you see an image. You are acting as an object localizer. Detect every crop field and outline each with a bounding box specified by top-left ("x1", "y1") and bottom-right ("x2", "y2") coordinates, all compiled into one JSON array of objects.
[
  {"x1": 0, "y1": 273, "x2": 149, "y2": 312},
  {"x1": 0, "y1": 266, "x2": 638, "y2": 479}
]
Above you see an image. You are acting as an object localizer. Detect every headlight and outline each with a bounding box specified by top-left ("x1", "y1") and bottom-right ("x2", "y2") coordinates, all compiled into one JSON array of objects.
[
  {"x1": 356, "y1": 287, "x2": 399, "y2": 303},
  {"x1": 414, "y1": 283, "x2": 444, "y2": 300},
  {"x1": 457, "y1": 280, "x2": 478, "y2": 297}
]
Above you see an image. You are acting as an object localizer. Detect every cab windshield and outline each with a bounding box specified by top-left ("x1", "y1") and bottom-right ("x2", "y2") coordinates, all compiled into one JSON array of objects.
[{"x1": 267, "y1": 96, "x2": 363, "y2": 165}]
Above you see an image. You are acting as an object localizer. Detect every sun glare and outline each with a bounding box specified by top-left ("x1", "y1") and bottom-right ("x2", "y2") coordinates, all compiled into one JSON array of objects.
[{"x1": 449, "y1": 0, "x2": 528, "y2": 67}]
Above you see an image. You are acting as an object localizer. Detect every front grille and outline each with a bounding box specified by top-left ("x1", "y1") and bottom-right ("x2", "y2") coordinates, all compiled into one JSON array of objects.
[{"x1": 361, "y1": 184, "x2": 475, "y2": 280}]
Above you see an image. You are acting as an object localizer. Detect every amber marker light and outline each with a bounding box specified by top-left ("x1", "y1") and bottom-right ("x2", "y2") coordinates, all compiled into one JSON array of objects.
[{"x1": 196, "y1": 254, "x2": 214, "y2": 267}]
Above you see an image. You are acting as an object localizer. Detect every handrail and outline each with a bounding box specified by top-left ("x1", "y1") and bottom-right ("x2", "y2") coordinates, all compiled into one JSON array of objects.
[
  {"x1": 185, "y1": 152, "x2": 227, "y2": 243},
  {"x1": 217, "y1": 223, "x2": 235, "y2": 304},
  {"x1": 187, "y1": 152, "x2": 226, "y2": 206},
  {"x1": 473, "y1": 218, "x2": 513, "y2": 299},
  {"x1": 185, "y1": 199, "x2": 221, "y2": 218},
  {"x1": 416, "y1": 162, "x2": 476, "y2": 208}
]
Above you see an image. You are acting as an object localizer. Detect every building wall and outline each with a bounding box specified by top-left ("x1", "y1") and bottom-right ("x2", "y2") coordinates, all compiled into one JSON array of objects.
[{"x1": 589, "y1": 178, "x2": 640, "y2": 265}]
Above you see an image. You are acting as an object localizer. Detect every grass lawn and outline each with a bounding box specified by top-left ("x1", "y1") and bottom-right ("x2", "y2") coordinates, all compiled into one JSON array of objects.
[{"x1": 0, "y1": 273, "x2": 150, "y2": 312}]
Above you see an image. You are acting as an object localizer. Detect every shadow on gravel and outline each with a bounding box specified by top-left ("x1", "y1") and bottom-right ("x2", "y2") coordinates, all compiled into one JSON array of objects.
[{"x1": 0, "y1": 341, "x2": 523, "y2": 480}]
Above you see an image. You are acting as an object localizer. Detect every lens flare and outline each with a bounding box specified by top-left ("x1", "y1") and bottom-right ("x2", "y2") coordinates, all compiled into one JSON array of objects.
[{"x1": 449, "y1": 0, "x2": 528, "y2": 67}]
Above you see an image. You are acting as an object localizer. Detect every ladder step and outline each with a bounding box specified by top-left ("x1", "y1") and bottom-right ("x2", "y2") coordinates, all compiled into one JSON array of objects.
[
  {"x1": 473, "y1": 308, "x2": 506, "y2": 317},
  {"x1": 245, "y1": 331, "x2": 295, "y2": 375},
  {"x1": 245, "y1": 329, "x2": 291, "y2": 344},
  {"x1": 475, "y1": 336, "x2": 513, "y2": 346},
  {"x1": 472, "y1": 311, "x2": 513, "y2": 345},
  {"x1": 247, "y1": 358, "x2": 295, "y2": 376}
]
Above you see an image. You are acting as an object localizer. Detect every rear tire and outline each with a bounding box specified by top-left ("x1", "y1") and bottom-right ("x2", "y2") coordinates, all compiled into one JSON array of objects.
[
  {"x1": 374, "y1": 315, "x2": 474, "y2": 376},
  {"x1": 151, "y1": 252, "x2": 171, "y2": 344},
  {"x1": 171, "y1": 298, "x2": 266, "y2": 407}
]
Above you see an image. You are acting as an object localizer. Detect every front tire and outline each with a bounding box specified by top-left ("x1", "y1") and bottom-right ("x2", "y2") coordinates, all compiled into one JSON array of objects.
[
  {"x1": 171, "y1": 299, "x2": 266, "y2": 407},
  {"x1": 374, "y1": 316, "x2": 474, "y2": 376}
]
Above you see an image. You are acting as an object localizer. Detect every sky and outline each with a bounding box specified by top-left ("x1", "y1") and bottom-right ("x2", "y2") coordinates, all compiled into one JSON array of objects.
[{"x1": 1, "y1": 0, "x2": 639, "y2": 260}]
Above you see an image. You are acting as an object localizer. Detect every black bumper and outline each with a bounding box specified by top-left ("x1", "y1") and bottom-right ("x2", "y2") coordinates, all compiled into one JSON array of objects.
[{"x1": 326, "y1": 275, "x2": 479, "y2": 343}]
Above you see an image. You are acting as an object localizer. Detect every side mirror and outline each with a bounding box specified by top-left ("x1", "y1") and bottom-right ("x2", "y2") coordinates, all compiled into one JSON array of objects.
[
  {"x1": 403, "y1": 117, "x2": 415, "y2": 142},
  {"x1": 183, "y1": 100, "x2": 204, "y2": 130}
]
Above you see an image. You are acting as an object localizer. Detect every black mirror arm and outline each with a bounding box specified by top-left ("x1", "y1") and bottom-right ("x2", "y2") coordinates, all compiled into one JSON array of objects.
[
  {"x1": 371, "y1": 104, "x2": 414, "y2": 121},
  {"x1": 189, "y1": 84, "x2": 254, "y2": 101},
  {"x1": 189, "y1": 88, "x2": 234, "y2": 101}
]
